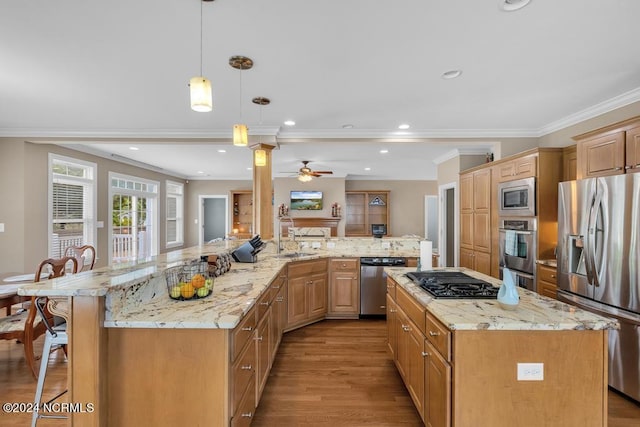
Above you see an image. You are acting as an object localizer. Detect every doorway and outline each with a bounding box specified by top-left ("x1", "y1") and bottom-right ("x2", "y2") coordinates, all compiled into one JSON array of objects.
[
  {"x1": 438, "y1": 183, "x2": 458, "y2": 267},
  {"x1": 199, "y1": 195, "x2": 228, "y2": 245}
]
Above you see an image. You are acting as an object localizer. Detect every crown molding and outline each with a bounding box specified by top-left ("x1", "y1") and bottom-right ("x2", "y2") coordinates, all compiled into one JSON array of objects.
[
  {"x1": 432, "y1": 147, "x2": 490, "y2": 165},
  {"x1": 537, "y1": 86, "x2": 640, "y2": 137},
  {"x1": 0, "y1": 126, "x2": 282, "y2": 139}
]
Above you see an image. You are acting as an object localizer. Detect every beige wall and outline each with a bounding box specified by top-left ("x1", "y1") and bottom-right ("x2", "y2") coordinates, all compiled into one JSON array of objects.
[
  {"x1": 0, "y1": 140, "x2": 185, "y2": 273},
  {"x1": 539, "y1": 100, "x2": 640, "y2": 148},
  {"x1": 345, "y1": 179, "x2": 437, "y2": 237},
  {"x1": 183, "y1": 179, "x2": 252, "y2": 247}
]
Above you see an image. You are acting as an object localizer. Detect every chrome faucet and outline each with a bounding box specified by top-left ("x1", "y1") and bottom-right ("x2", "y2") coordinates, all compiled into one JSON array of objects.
[{"x1": 277, "y1": 216, "x2": 295, "y2": 254}]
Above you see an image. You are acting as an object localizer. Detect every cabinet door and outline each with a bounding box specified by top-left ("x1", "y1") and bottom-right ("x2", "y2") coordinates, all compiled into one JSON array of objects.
[
  {"x1": 473, "y1": 169, "x2": 491, "y2": 211},
  {"x1": 395, "y1": 309, "x2": 410, "y2": 380},
  {"x1": 407, "y1": 322, "x2": 425, "y2": 420},
  {"x1": 626, "y1": 125, "x2": 640, "y2": 172},
  {"x1": 345, "y1": 192, "x2": 367, "y2": 235},
  {"x1": 514, "y1": 156, "x2": 537, "y2": 179},
  {"x1": 563, "y1": 145, "x2": 577, "y2": 181},
  {"x1": 579, "y1": 131, "x2": 625, "y2": 178},
  {"x1": 329, "y1": 271, "x2": 359, "y2": 314},
  {"x1": 386, "y1": 294, "x2": 398, "y2": 360},
  {"x1": 255, "y1": 307, "x2": 271, "y2": 403},
  {"x1": 425, "y1": 341, "x2": 451, "y2": 427},
  {"x1": 460, "y1": 173, "x2": 474, "y2": 212},
  {"x1": 459, "y1": 247, "x2": 474, "y2": 270},
  {"x1": 287, "y1": 276, "x2": 308, "y2": 327},
  {"x1": 459, "y1": 212, "x2": 473, "y2": 249},
  {"x1": 308, "y1": 274, "x2": 328, "y2": 318},
  {"x1": 473, "y1": 251, "x2": 491, "y2": 276},
  {"x1": 472, "y1": 211, "x2": 491, "y2": 252},
  {"x1": 272, "y1": 284, "x2": 286, "y2": 356}
]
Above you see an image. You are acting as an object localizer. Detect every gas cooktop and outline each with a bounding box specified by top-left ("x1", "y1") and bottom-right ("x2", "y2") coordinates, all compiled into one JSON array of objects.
[{"x1": 405, "y1": 271, "x2": 498, "y2": 299}]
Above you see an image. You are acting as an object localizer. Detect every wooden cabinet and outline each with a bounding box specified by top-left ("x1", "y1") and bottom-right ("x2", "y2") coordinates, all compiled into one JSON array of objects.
[
  {"x1": 271, "y1": 278, "x2": 287, "y2": 356},
  {"x1": 424, "y1": 341, "x2": 451, "y2": 427},
  {"x1": 627, "y1": 124, "x2": 640, "y2": 173},
  {"x1": 231, "y1": 190, "x2": 253, "y2": 239},
  {"x1": 459, "y1": 168, "x2": 492, "y2": 276},
  {"x1": 562, "y1": 145, "x2": 577, "y2": 181},
  {"x1": 286, "y1": 259, "x2": 328, "y2": 329},
  {"x1": 574, "y1": 116, "x2": 640, "y2": 178},
  {"x1": 345, "y1": 191, "x2": 390, "y2": 236},
  {"x1": 497, "y1": 155, "x2": 537, "y2": 182},
  {"x1": 328, "y1": 258, "x2": 359, "y2": 318},
  {"x1": 255, "y1": 305, "x2": 272, "y2": 402},
  {"x1": 386, "y1": 293, "x2": 398, "y2": 360},
  {"x1": 537, "y1": 263, "x2": 558, "y2": 299}
]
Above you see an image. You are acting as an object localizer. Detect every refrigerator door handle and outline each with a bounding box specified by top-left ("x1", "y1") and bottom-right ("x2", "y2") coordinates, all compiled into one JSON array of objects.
[
  {"x1": 588, "y1": 191, "x2": 603, "y2": 287},
  {"x1": 584, "y1": 192, "x2": 596, "y2": 286}
]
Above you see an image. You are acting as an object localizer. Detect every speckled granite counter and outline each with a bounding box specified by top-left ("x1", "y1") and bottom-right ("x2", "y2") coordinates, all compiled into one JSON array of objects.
[
  {"x1": 18, "y1": 237, "x2": 422, "y2": 329},
  {"x1": 386, "y1": 267, "x2": 618, "y2": 331}
]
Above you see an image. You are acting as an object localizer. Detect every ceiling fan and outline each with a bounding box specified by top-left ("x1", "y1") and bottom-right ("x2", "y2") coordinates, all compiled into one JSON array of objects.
[{"x1": 285, "y1": 161, "x2": 333, "y2": 181}]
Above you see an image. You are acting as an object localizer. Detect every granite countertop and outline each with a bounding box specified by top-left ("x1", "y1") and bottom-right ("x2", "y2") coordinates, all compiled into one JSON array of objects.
[
  {"x1": 18, "y1": 237, "x2": 422, "y2": 329},
  {"x1": 387, "y1": 267, "x2": 618, "y2": 331}
]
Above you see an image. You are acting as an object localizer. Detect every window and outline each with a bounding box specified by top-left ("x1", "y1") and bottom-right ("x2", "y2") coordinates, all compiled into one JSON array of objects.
[
  {"x1": 49, "y1": 154, "x2": 97, "y2": 258},
  {"x1": 109, "y1": 173, "x2": 159, "y2": 263},
  {"x1": 166, "y1": 181, "x2": 184, "y2": 247}
]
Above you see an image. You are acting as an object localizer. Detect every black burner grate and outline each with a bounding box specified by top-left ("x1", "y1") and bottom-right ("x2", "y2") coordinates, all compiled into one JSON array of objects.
[{"x1": 406, "y1": 271, "x2": 498, "y2": 299}]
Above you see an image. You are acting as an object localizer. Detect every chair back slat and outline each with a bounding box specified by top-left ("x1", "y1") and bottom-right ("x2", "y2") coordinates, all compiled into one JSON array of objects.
[{"x1": 63, "y1": 245, "x2": 96, "y2": 272}]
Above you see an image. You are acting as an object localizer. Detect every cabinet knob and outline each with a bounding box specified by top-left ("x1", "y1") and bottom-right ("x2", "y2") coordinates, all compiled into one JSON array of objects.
[
  {"x1": 241, "y1": 326, "x2": 253, "y2": 332},
  {"x1": 389, "y1": 309, "x2": 397, "y2": 313},
  {"x1": 254, "y1": 336, "x2": 263, "y2": 342},
  {"x1": 260, "y1": 302, "x2": 269, "y2": 306},
  {"x1": 342, "y1": 263, "x2": 347, "y2": 268},
  {"x1": 615, "y1": 167, "x2": 623, "y2": 171},
  {"x1": 241, "y1": 412, "x2": 253, "y2": 418},
  {"x1": 241, "y1": 364, "x2": 252, "y2": 370},
  {"x1": 625, "y1": 165, "x2": 632, "y2": 170},
  {"x1": 276, "y1": 296, "x2": 284, "y2": 302},
  {"x1": 402, "y1": 325, "x2": 411, "y2": 332},
  {"x1": 421, "y1": 351, "x2": 430, "y2": 357},
  {"x1": 550, "y1": 274, "x2": 556, "y2": 278},
  {"x1": 429, "y1": 331, "x2": 441, "y2": 337}
]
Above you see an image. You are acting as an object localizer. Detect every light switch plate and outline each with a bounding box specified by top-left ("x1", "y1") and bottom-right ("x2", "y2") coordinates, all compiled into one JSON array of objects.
[
  {"x1": 97, "y1": 221, "x2": 104, "y2": 228},
  {"x1": 0, "y1": 223, "x2": 4, "y2": 233},
  {"x1": 517, "y1": 363, "x2": 544, "y2": 381}
]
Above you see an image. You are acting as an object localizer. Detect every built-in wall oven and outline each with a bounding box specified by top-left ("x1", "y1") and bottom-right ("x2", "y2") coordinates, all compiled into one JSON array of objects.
[
  {"x1": 498, "y1": 177, "x2": 536, "y2": 217},
  {"x1": 498, "y1": 217, "x2": 537, "y2": 291}
]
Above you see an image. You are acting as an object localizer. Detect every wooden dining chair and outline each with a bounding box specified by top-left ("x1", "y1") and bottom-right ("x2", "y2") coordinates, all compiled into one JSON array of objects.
[
  {"x1": 64, "y1": 244, "x2": 96, "y2": 272},
  {"x1": 0, "y1": 256, "x2": 78, "y2": 379}
]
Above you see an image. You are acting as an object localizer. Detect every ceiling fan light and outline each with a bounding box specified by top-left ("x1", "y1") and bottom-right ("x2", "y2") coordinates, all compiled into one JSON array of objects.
[
  {"x1": 298, "y1": 174, "x2": 312, "y2": 182},
  {"x1": 233, "y1": 124, "x2": 248, "y2": 146},
  {"x1": 254, "y1": 149, "x2": 267, "y2": 167},
  {"x1": 190, "y1": 77, "x2": 212, "y2": 112}
]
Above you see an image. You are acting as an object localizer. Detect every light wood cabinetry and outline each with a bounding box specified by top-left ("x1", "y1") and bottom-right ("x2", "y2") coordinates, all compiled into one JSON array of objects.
[
  {"x1": 574, "y1": 116, "x2": 640, "y2": 178},
  {"x1": 231, "y1": 190, "x2": 253, "y2": 239},
  {"x1": 286, "y1": 259, "x2": 328, "y2": 329},
  {"x1": 497, "y1": 154, "x2": 537, "y2": 182},
  {"x1": 562, "y1": 145, "x2": 577, "y2": 181},
  {"x1": 328, "y1": 258, "x2": 359, "y2": 318},
  {"x1": 459, "y1": 168, "x2": 492, "y2": 276},
  {"x1": 425, "y1": 340, "x2": 451, "y2": 427},
  {"x1": 537, "y1": 263, "x2": 558, "y2": 299},
  {"x1": 345, "y1": 191, "x2": 390, "y2": 236}
]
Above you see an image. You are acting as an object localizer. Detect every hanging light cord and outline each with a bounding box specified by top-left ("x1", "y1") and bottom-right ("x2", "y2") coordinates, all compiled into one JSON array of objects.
[
  {"x1": 239, "y1": 66, "x2": 243, "y2": 122},
  {"x1": 199, "y1": 1, "x2": 203, "y2": 76}
]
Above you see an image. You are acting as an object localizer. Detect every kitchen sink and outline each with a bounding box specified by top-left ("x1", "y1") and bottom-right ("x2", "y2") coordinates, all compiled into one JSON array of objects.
[{"x1": 277, "y1": 252, "x2": 315, "y2": 259}]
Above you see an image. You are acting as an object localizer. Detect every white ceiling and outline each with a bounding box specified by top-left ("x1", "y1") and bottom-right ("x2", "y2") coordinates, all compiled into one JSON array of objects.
[{"x1": 2, "y1": 0, "x2": 640, "y2": 180}]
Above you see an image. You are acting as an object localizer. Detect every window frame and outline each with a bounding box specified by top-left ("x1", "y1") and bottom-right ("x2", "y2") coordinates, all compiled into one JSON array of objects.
[{"x1": 165, "y1": 180, "x2": 184, "y2": 248}]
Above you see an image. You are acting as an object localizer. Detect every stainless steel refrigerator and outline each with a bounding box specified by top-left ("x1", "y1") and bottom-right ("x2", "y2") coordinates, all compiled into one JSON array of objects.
[{"x1": 558, "y1": 174, "x2": 640, "y2": 402}]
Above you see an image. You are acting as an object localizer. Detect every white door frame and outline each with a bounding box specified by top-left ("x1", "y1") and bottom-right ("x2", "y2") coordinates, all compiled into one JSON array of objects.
[
  {"x1": 198, "y1": 195, "x2": 229, "y2": 246},
  {"x1": 438, "y1": 182, "x2": 458, "y2": 268}
]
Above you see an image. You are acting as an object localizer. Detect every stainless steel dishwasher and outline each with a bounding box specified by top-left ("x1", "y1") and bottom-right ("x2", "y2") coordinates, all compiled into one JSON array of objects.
[{"x1": 360, "y1": 257, "x2": 407, "y2": 316}]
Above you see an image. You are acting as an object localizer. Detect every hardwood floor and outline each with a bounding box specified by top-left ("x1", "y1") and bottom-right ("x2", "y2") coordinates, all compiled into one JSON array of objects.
[{"x1": 0, "y1": 319, "x2": 638, "y2": 426}]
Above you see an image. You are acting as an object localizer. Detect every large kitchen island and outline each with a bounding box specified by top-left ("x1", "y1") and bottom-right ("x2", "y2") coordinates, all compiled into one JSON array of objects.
[{"x1": 18, "y1": 238, "x2": 617, "y2": 427}]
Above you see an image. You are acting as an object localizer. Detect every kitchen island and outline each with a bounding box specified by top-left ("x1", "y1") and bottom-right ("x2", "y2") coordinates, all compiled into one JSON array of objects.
[{"x1": 18, "y1": 239, "x2": 616, "y2": 427}]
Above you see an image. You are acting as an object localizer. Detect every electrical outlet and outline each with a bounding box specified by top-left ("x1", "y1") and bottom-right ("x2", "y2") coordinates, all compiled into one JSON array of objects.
[
  {"x1": 300, "y1": 242, "x2": 310, "y2": 248},
  {"x1": 517, "y1": 363, "x2": 544, "y2": 381},
  {"x1": 0, "y1": 223, "x2": 4, "y2": 233},
  {"x1": 311, "y1": 241, "x2": 321, "y2": 249},
  {"x1": 327, "y1": 242, "x2": 336, "y2": 249}
]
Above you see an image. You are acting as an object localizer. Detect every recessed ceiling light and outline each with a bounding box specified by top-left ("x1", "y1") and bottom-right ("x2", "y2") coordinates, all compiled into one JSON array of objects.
[
  {"x1": 218, "y1": 149, "x2": 226, "y2": 153},
  {"x1": 129, "y1": 146, "x2": 139, "y2": 151},
  {"x1": 342, "y1": 124, "x2": 354, "y2": 129},
  {"x1": 284, "y1": 120, "x2": 296, "y2": 126},
  {"x1": 500, "y1": 0, "x2": 531, "y2": 12},
  {"x1": 197, "y1": 171, "x2": 204, "y2": 174},
  {"x1": 247, "y1": 167, "x2": 252, "y2": 170},
  {"x1": 398, "y1": 124, "x2": 410, "y2": 130},
  {"x1": 364, "y1": 167, "x2": 371, "y2": 171},
  {"x1": 442, "y1": 70, "x2": 462, "y2": 79},
  {"x1": 380, "y1": 149, "x2": 389, "y2": 154}
]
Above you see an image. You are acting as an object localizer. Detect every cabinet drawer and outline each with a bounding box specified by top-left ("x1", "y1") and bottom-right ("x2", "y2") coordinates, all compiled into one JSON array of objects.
[
  {"x1": 288, "y1": 259, "x2": 327, "y2": 278},
  {"x1": 537, "y1": 265, "x2": 557, "y2": 284},
  {"x1": 396, "y1": 285, "x2": 426, "y2": 334},
  {"x1": 538, "y1": 280, "x2": 558, "y2": 299},
  {"x1": 231, "y1": 307, "x2": 257, "y2": 362},
  {"x1": 426, "y1": 312, "x2": 451, "y2": 361},
  {"x1": 231, "y1": 376, "x2": 256, "y2": 427},
  {"x1": 386, "y1": 277, "x2": 396, "y2": 300},
  {"x1": 231, "y1": 336, "x2": 256, "y2": 415},
  {"x1": 330, "y1": 258, "x2": 358, "y2": 271}
]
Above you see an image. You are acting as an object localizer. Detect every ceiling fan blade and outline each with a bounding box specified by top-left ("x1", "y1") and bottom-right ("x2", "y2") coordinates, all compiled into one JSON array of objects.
[{"x1": 313, "y1": 171, "x2": 333, "y2": 174}]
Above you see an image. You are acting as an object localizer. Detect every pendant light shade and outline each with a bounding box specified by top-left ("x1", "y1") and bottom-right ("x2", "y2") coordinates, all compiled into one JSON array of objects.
[
  {"x1": 254, "y1": 148, "x2": 267, "y2": 167},
  {"x1": 190, "y1": 77, "x2": 212, "y2": 112},
  {"x1": 233, "y1": 124, "x2": 248, "y2": 146}
]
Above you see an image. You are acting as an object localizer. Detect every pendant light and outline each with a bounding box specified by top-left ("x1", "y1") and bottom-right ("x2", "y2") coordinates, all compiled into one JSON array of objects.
[
  {"x1": 189, "y1": 0, "x2": 214, "y2": 112},
  {"x1": 230, "y1": 56, "x2": 253, "y2": 146},
  {"x1": 252, "y1": 96, "x2": 270, "y2": 167}
]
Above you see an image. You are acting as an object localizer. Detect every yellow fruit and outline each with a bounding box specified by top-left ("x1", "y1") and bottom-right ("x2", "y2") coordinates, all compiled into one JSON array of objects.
[
  {"x1": 179, "y1": 281, "x2": 187, "y2": 288},
  {"x1": 197, "y1": 287, "x2": 209, "y2": 298},
  {"x1": 192, "y1": 274, "x2": 206, "y2": 289},
  {"x1": 205, "y1": 278, "x2": 214, "y2": 290},
  {"x1": 180, "y1": 283, "x2": 195, "y2": 299},
  {"x1": 170, "y1": 286, "x2": 181, "y2": 299}
]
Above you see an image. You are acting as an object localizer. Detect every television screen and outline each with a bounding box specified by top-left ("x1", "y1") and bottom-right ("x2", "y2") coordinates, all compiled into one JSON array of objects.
[{"x1": 290, "y1": 190, "x2": 323, "y2": 210}]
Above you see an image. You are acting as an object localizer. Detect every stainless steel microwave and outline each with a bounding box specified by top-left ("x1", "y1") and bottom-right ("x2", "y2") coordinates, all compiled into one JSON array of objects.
[{"x1": 498, "y1": 177, "x2": 536, "y2": 216}]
